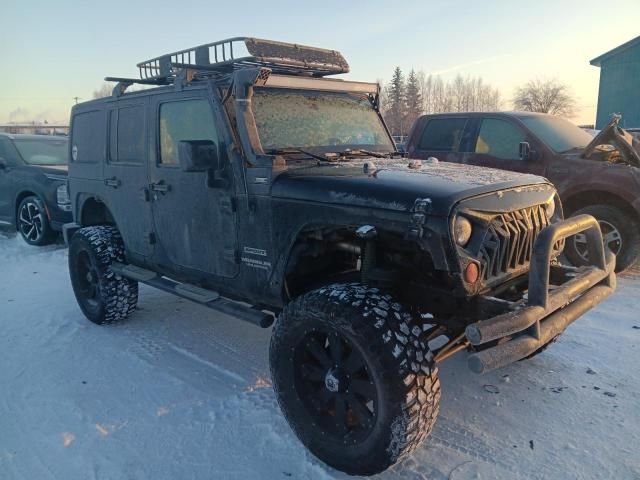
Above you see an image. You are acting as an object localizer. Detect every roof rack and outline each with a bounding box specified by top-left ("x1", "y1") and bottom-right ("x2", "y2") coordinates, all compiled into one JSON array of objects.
[{"x1": 105, "y1": 37, "x2": 350, "y2": 88}]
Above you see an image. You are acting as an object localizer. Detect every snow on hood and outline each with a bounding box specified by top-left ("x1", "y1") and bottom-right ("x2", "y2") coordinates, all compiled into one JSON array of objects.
[{"x1": 272, "y1": 158, "x2": 549, "y2": 214}]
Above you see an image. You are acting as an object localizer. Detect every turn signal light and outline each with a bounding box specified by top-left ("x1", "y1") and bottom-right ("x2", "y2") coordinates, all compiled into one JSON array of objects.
[{"x1": 464, "y1": 262, "x2": 479, "y2": 284}]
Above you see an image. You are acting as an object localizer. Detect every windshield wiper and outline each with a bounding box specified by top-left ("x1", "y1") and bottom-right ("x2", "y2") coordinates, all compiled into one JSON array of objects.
[
  {"x1": 332, "y1": 148, "x2": 393, "y2": 159},
  {"x1": 267, "y1": 147, "x2": 328, "y2": 162}
]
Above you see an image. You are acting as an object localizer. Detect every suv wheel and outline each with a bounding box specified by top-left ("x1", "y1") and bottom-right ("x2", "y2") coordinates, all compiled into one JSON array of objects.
[
  {"x1": 17, "y1": 195, "x2": 56, "y2": 246},
  {"x1": 270, "y1": 283, "x2": 440, "y2": 476},
  {"x1": 68, "y1": 225, "x2": 138, "y2": 325},
  {"x1": 564, "y1": 205, "x2": 640, "y2": 272}
]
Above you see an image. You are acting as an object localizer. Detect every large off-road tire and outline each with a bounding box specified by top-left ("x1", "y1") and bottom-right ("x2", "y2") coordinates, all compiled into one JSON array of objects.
[
  {"x1": 17, "y1": 195, "x2": 57, "y2": 246},
  {"x1": 270, "y1": 283, "x2": 440, "y2": 476},
  {"x1": 564, "y1": 205, "x2": 640, "y2": 272},
  {"x1": 68, "y1": 225, "x2": 138, "y2": 325}
]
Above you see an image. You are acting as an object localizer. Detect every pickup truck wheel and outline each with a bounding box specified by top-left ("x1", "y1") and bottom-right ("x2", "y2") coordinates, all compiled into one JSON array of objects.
[
  {"x1": 270, "y1": 283, "x2": 440, "y2": 476},
  {"x1": 17, "y1": 195, "x2": 56, "y2": 246},
  {"x1": 565, "y1": 205, "x2": 640, "y2": 272},
  {"x1": 68, "y1": 225, "x2": 138, "y2": 325}
]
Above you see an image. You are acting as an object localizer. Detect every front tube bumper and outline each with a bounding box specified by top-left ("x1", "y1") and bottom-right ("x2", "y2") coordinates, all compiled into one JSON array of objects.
[{"x1": 465, "y1": 215, "x2": 616, "y2": 374}]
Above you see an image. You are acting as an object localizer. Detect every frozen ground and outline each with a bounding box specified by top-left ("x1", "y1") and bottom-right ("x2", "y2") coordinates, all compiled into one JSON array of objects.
[{"x1": 0, "y1": 231, "x2": 639, "y2": 480}]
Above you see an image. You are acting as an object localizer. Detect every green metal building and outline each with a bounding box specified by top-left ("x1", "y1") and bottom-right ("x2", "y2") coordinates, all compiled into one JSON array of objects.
[{"x1": 590, "y1": 35, "x2": 640, "y2": 129}]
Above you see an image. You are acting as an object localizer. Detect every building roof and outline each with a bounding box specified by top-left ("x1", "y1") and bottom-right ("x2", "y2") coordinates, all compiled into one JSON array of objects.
[
  {"x1": 0, "y1": 132, "x2": 68, "y2": 141},
  {"x1": 590, "y1": 35, "x2": 640, "y2": 67}
]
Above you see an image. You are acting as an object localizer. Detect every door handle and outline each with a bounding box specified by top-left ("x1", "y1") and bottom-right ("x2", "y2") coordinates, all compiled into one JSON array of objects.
[
  {"x1": 149, "y1": 180, "x2": 171, "y2": 193},
  {"x1": 104, "y1": 177, "x2": 121, "y2": 188}
]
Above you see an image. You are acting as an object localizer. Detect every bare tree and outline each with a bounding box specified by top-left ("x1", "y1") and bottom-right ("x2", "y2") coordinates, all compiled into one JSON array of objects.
[
  {"x1": 513, "y1": 78, "x2": 576, "y2": 117},
  {"x1": 382, "y1": 69, "x2": 501, "y2": 133},
  {"x1": 415, "y1": 72, "x2": 500, "y2": 114},
  {"x1": 377, "y1": 78, "x2": 388, "y2": 114},
  {"x1": 93, "y1": 83, "x2": 114, "y2": 99}
]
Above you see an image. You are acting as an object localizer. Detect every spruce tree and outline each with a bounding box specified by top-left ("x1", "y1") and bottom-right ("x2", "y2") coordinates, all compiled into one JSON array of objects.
[
  {"x1": 405, "y1": 69, "x2": 422, "y2": 127},
  {"x1": 388, "y1": 67, "x2": 405, "y2": 136}
]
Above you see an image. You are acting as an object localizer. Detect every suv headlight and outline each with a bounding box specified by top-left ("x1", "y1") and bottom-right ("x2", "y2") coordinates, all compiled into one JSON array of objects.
[
  {"x1": 454, "y1": 216, "x2": 473, "y2": 247},
  {"x1": 544, "y1": 196, "x2": 556, "y2": 219},
  {"x1": 57, "y1": 184, "x2": 71, "y2": 210}
]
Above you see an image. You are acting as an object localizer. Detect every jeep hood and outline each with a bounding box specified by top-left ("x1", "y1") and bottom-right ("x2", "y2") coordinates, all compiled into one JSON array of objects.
[
  {"x1": 583, "y1": 116, "x2": 640, "y2": 166},
  {"x1": 271, "y1": 160, "x2": 550, "y2": 215}
]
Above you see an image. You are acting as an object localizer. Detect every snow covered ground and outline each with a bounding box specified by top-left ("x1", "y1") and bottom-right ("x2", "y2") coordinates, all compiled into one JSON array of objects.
[{"x1": 0, "y1": 231, "x2": 639, "y2": 480}]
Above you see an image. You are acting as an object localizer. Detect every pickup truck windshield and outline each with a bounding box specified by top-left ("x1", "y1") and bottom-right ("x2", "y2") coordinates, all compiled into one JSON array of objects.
[
  {"x1": 520, "y1": 116, "x2": 593, "y2": 153},
  {"x1": 13, "y1": 138, "x2": 68, "y2": 165},
  {"x1": 252, "y1": 88, "x2": 394, "y2": 153}
]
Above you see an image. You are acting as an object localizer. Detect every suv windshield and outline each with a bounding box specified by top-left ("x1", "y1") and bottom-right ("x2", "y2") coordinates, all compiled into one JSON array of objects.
[
  {"x1": 13, "y1": 138, "x2": 68, "y2": 165},
  {"x1": 519, "y1": 115, "x2": 593, "y2": 153},
  {"x1": 252, "y1": 88, "x2": 394, "y2": 153}
]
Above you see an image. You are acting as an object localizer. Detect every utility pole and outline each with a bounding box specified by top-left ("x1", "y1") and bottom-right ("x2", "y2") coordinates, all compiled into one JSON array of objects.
[{"x1": 73, "y1": 96, "x2": 81, "y2": 104}]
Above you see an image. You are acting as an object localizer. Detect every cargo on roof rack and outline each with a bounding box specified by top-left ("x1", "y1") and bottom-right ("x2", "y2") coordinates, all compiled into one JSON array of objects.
[{"x1": 105, "y1": 37, "x2": 350, "y2": 88}]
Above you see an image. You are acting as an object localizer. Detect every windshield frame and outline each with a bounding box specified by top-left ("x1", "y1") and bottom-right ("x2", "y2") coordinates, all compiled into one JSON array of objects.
[
  {"x1": 518, "y1": 115, "x2": 594, "y2": 154},
  {"x1": 251, "y1": 86, "x2": 396, "y2": 156},
  {"x1": 12, "y1": 137, "x2": 69, "y2": 166}
]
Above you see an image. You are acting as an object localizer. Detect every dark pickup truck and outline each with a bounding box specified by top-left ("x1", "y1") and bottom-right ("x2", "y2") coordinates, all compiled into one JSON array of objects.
[{"x1": 406, "y1": 112, "x2": 640, "y2": 271}]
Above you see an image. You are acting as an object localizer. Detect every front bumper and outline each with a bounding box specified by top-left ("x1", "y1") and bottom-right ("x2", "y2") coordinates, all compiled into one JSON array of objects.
[{"x1": 465, "y1": 214, "x2": 616, "y2": 374}]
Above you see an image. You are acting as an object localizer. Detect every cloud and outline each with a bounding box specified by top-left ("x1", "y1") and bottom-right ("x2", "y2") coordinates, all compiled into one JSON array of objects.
[
  {"x1": 9, "y1": 107, "x2": 30, "y2": 122},
  {"x1": 4, "y1": 107, "x2": 66, "y2": 124},
  {"x1": 429, "y1": 54, "x2": 511, "y2": 76}
]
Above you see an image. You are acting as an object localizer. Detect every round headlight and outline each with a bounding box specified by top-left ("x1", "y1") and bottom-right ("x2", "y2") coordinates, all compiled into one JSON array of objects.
[
  {"x1": 544, "y1": 197, "x2": 556, "y2": 219},
  {"x1": 454, "y1": 216, "x2": 473, "y2": 246}
]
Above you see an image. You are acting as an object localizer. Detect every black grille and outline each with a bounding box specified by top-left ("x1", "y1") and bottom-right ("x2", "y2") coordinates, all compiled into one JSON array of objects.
[{"x1": 477, "y1": 204, "x2": 550, "y2": 281}]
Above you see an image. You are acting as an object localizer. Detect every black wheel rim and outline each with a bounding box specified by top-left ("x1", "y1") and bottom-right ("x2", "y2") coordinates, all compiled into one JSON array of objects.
[
  {"x1": 75, "y1": 250, "x2": 100, "y2": 308},
  {"x1": 293, "y1": 328, "x2": 377, "y2": 444},
  {"x1": 573, "y1": 219, "x2": 622, "y2": 261},
  {"x1": 19, "y1": 201, "x2": 44, "y2": 242}
]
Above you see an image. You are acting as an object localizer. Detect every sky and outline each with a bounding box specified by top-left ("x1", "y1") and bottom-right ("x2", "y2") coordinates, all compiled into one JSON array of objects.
[{"x1": 1, "y1": 0, "x2": 639, "y2": 126}]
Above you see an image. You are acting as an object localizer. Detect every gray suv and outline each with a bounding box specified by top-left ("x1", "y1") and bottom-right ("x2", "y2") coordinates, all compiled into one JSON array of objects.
[{"x1": 0, "y1": 133, "x2": 71, "y2": 245}]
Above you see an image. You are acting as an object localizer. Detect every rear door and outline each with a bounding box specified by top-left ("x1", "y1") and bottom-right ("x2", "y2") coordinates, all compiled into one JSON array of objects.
[
  {"x1": 103, "y1": 99, "x2": 155, "y2": 259},
  {"x1": 148, "y1": 91, "x2": 238, "y2": 278},
  {"x1": 467, "y1": 117, "x2": 546, "y2": 176},
  {"x1": 408, "y1": 116, "x2": 471, "y2": 163}
]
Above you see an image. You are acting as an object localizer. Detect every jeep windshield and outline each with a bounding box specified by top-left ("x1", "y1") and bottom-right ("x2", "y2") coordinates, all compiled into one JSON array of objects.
[
  {"x1": 519, "y1": 115, "x2": 594, "y2": 153},
  {"x1": 252, "y1": 88, "x2": 394, "y2": 156}
]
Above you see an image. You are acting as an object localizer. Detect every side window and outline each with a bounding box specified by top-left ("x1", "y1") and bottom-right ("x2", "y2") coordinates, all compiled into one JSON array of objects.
[
  {"x1": 418, "y1": 118, "x2": 468, "y2": 152},
  {"x1": 475, "y1": 119, "x2": 526, "y2": 160},
  {"x1": 109, "y1": 105, "x2": 145, "y2": 163},
  {"x1": 71, "y1": 110, "x2": 105, "y2": 163},
  {"x1": 159, "y1": 99, "x2": 219, "y2": 166},
  {"x1": 0, "y1": 139, "x2": 15, "y2": 164}
]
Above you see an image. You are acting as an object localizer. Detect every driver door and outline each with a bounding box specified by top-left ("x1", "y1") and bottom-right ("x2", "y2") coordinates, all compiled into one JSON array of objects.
[
  {"x1": 468, "y1": 117, "x2": 546, "y2": 176},
  {"x1": 149, "y1": 92, "x2": 238, "y2": 278}
]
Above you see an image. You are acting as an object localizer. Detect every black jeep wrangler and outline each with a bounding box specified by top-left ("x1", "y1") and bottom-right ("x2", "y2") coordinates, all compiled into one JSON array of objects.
[{"x1": 64, "y1": 38, "x2": 616, "y2": 476}]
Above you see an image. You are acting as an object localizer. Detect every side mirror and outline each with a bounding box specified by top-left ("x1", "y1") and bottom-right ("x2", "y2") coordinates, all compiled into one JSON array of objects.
[
  {"x1": 0, "y1": 157, "x2": 7, "y2": 170},
  {"x1": 519, "y1": 141, "x2": 531, "y2": 161},
  {"x1": 178, "y1": 140, "x2": 219, "y2": 172}
]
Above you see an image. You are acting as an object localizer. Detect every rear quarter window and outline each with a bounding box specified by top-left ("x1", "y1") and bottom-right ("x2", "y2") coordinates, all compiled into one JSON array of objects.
[
  {"x1": 418, "y1": 118, "x2": 468, "y2": 152},
  {"x1": 71, "y1": 110, "x2": 106, "y2": 163}
]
